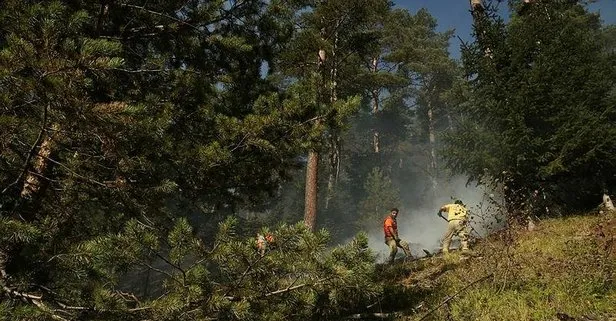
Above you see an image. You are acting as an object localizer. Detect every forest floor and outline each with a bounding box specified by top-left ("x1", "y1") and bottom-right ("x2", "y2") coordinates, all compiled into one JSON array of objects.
[{"x1": 362, "y1": 211, "x2": 616, "y2": 321}]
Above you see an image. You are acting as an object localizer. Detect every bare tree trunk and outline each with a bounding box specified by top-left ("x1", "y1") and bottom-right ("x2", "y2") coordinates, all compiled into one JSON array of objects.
[
  {"x1": 331, "y1": 29, "x2": 339, "y2": 104},
  {"x1": 427, "y1": 101, "x2": 438, "y2": 192},
  {"x1": 325, "y1": 26, "x2": 340, "y2": 210},
  {"x1": 324, "y1": 138, "x2": 338, "y2": 210},
  {"x1": 304, "y1": 151, "x2": 319, "y2": 230},
  {"x1": 371, "y1": 56, "x2": 380, "y2": 153}
]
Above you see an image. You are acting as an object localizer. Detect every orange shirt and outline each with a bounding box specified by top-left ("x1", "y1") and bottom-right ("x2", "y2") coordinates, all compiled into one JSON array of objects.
[{"x1": 383, "y1": 215, "x2": 397, "y2": 238}]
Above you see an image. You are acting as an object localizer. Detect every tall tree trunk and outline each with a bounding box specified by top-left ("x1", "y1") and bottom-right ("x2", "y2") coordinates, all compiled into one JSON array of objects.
[
  {"x1": 427, "y1": 100, "x2": 438, "y2": 192},
  {"x1": 324, "y1": 139, "x2": 338, "y2": 210},
  {"x1": 304, "y1": 151, "x2": 319, "y2": 230},
  {"x1": 371, "y1": 56, "x2": 380, "y2": 154},
  {"x1": 325, "y1": 26, "x2": 340, "y2": 210},
  {"x1": 304, "y1": 15, "x2": 328, "y2": 230}
]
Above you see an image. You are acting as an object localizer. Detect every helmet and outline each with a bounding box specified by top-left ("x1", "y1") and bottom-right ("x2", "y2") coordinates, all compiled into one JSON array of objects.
[{"x1": 454, "y1": 200, "x2": 464, "y2": 205}]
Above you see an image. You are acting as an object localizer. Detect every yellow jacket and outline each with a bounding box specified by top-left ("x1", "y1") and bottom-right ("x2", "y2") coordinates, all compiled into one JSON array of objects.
[{"x1": 441, "y1": 204, "x2": 467, "y2": 221}]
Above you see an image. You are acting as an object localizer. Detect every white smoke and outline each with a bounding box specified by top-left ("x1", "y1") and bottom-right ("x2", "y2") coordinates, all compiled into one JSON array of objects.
[{"x1": 364, "y1": 176, "x2": 505, "y2": 263}]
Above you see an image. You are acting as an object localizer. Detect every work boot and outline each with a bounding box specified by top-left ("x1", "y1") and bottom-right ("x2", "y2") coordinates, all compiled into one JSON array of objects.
[{"x1": 387, "y1": 255, "x2": 396, "y2": 265}]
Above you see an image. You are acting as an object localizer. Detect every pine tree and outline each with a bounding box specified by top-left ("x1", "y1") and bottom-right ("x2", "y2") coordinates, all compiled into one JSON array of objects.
[
  {"x1": 446, "y1": 0, "x2": 616, "y2": 213},
  {"x1": 277, "y1": 0, "x2": 391, "y2": 231},
  {"x1": 337, "y1": 8, "x2": 458, "y2": 211},
  {"x1": 0, "y1": 1, "x2": 382, "y2": 319},
  {"x1": 358, "y1": 167, "x2": 401, "y2": 230}
]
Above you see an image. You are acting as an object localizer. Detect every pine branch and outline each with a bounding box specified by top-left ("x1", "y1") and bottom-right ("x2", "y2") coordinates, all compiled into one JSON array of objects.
[
  {"x1": 1, "y1": 103, "x2": 48, "y2": 195},
  {"x1": 119, "y1": 4, "x2": 201, "y2": 32},
  {"x1": 222, "y1": 276, "x2": 331, "y2": 302},
  {"x1": 1, "y1": 251, "x2": 68, "y2": 321},
  {"x1": 30, "y1": 300, "x2": 70, "y2": 321},
  {"x1": 287, "y1": 114, "x2": 328, "y2": 134},
  {"x1": 346, "y1": 312, "x2": 400, "y2": 319},
  {"x1": 154, "y1": 251, "x2": 186, "y2": 279},
  {"x1": 141, "y1": 262, "x2": 183, "y2": 286},
  {"x1": 116, "y1": 290, "x2": 141, "y2": 304},
  {"x1": 222, "y1": 253, "x2": 268, "y2": 298},
  {"x1": 1, "y1": 260, "x2": 151, "y2": 319},
  {"x1": 264, "y1": 276, "x2": 331, "y2": 297},
  {"x1": 38, "y1": 155, "x2": 108, "y2": 187},
  {"x1": 151, "y1": 250, "x2": 194, "y2": 291},
  {"x1": 111, "y1": 68, "x2": 166, "y2": 73},
  {"x1": 264, "y1": 283, "x2": 307, "y2": 297},
  {"x1": 1, "y1": 284, "x2": 43, "y2": 301},
  {"x1": 110, "y1": 67, "x2": 201, "y2": 74},
  {"x1": 235, "y1": 254, "x2": 266, "y2": 288}
]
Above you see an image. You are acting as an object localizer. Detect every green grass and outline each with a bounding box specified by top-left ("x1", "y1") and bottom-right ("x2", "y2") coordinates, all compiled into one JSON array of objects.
[{"x1": 386, "y1": 213, "x2": 616, "y2": 321}]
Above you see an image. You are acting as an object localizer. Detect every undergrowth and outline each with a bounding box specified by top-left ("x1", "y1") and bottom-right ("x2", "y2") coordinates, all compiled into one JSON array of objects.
[{"x1": 378, "y1": 212, "x2": 616, "y2": 321}]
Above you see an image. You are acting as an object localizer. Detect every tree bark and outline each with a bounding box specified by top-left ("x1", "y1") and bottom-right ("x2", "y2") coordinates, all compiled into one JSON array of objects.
[
  {"x1": 371, "y1": 56, "x2": 380, "y2": 153},
  {"x1": 325, "y1": 24, "x2": 340, "y2": 210},
  {"x1": 304, "y1": 10, "x2": 328, "y2": 230},
  {"x1": 427, "y1": 100, "x2": 438, "y2": 192},
  {"x1": 20, "y1": 123, "x2": 60, "y2": 201},
  {"x1": 304, "y1": 151, "x2": 319, "y2": 230},
  {"x1": 324, "y1": 136, "x2": 339, "y2": 210}
]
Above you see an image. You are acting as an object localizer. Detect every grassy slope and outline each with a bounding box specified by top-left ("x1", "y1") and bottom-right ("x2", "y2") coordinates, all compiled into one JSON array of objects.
[{"x1": 378, "y1": 212, "x2": 616, "y2": 321}]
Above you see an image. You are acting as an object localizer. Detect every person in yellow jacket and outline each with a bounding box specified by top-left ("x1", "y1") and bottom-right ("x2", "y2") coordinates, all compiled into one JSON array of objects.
[{"x1": 437, "y1": 200, "x2": 469, "y2": 254}]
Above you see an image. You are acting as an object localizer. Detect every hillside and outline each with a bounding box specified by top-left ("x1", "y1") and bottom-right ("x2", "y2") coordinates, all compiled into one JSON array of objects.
[{"x1": 369, "y1": 212, "x2": 616, "y2": 321}]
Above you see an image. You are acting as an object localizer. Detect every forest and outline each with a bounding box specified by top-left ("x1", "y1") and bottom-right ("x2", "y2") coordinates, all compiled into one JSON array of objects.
[{"x1": 1, "y1": 0, "x2": 615, "y2": 320}]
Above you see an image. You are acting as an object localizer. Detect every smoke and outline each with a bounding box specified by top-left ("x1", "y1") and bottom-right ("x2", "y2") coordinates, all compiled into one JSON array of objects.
[{"x1": 363, "y1": 176, "x2": 505, "y2": 263}]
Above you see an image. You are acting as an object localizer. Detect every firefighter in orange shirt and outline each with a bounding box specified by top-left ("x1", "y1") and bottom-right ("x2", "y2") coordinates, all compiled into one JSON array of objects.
[{"x1": 383, "y1": 208, "x2": 413, "y2": 264}]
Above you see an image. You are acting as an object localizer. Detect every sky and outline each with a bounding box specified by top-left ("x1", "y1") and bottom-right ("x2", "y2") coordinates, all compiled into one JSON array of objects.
[{"x1": 393, "y1": 0, "x2": 616, "y2": 59}]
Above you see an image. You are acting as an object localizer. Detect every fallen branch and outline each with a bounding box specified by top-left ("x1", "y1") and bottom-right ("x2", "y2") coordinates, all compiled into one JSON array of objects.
[
  {"x1": 264, "y1": 283, "x2": 307, "y2": 297},
  {"x1": 1, "y1": 252, "x2": 149, "y2": 320},
  {"x1": 223, "y1": 277, "x2": 331, "y2": 302},
  {"x1": 0, "y1": 275, "x2": 68, "y2": 321},
  {"x1": 346, "y1": 312, "x2": 401, "y2": 319},
  {"x1": 418, "y1": 273, "x2": 494, "y2": 321}
]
